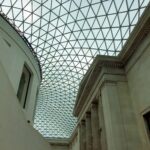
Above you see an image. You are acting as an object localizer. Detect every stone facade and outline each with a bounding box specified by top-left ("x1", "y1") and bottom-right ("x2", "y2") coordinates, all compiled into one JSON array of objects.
[{"x1": 71, "y1": 5, "x2": 150, "y2": 150}]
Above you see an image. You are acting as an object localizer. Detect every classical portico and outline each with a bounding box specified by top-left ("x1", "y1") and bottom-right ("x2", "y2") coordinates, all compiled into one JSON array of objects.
[{"x1": 73, "y1": 6, "x2": 150, "y2": 150}]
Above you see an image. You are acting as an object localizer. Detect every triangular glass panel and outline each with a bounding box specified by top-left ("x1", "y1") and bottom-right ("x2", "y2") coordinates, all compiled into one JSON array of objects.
[
  {"x1": 70, "y1": 1, "x2": 78, "y2": 12},
  {"x1": 100, "y1": 40, "x2": 107, "y2": 50},
  {"x1": 7, "y1": 9, "x2": 14, "y2": 19},
  {"x1": 43, "y1": 12, "x2": 50, "y2": 22},
  {"x1": 130, "y1": 0, "x2": 139, "y2": 10},
  {"x1": 60, "y1": 5, "x2": 68, "y2": 16},
  {"x1": 50, "y1": 19, "x2": 58, "y2": 28},
  {"x1": 62, "y1": 1, "x2": 71, "y2": 11},
  {"x1": 87, "y1": 18, "x2": 95, "y2": 27},
  {"x1": 122, "y1": 14, "x2": 129, "y2": 26},
  {"x1": 22, "y1": 0, "x2": 30, "y2": 8},
  {"x1": 12, "y1": 7, "x2": 21, "y2": 19},
  {"x1": 87, "y1": 30, "x2": 95, "y2": 40},
  {"x1": 13, "y1": 0, "x2": 22, "y2": 8},
  {"x1": 52, "y1": 5, "x2": 61, "y2": 16},
  {"x1": 87, "y1": 7, "x2": 95, "y2": 18},
  {"x1": 106, "y1": 29, "x2": 113, "y2": 40},
  {"x1": 121, "y1": 26, "x2": 128, "y2": 38},
  {"x1": 108, "y1": 1, "x2": 117, "y2": 14},
  {"x1": 102, "y1": 28, "x2": 109, "y2": 37},
  {"x1": 78, "y1": 32, "x2": 85, "y2": 40},
  {"x1": 81, "y1": 6, "x2": 89, "y2": 16},
  {"x1": 74, "y1": 21, "x2": 81, "y2": 31},
  {"x1": 1, "y1": 6, "x2": 10, "y2": 15},
  {"x1": 115, "y1": 0, "x2": 123, "y2": 10},
  {"x1": 61, "y1": 14, "x2": 68, "y2": 23},
  {"x1": 91, "y1": 3, "x2": 100, "y2": 14},
  {"x1": 119, "y1": 0, "x2": 128, "y2": 12},
  {"x1": 82, "y1": 20, "x2": 90, "y2": 30},
  {"x1": 141, "y1": 0, "x2": 149, "y2": 7},
  {"x1": 107, "y1": 14, "x2": 116, "y2": 25},
  {"x1": 91, "y1": 41, "x2": 97, "y2": 49},
  {"x1": 80, "y1": 0, "x2": 89, "y2": 7},
  {"x1": 99, "y1": 3, "x2": 105, "y2": 16},
  {"x1": 97, "y1": 16, "x2": 105, "y2": 26},
  {"x1": 129, "y1": 10, "x2": 138, "y2": 24},
  {"x1": 50, "y1": 11, "x2": 57, "y2": 20},
  {"x1": 77, "y1": 10, "x2": 85, "y2": 20},
  {"x1": 119, "y1": 12, "x2": 127, "y2": 25},
  {"x1": 92, "y1": 18, "x2": 100, "y2": 29},
  {"x1": 111, "y1": 16, "x2": 119, "y2": 27},
  {"x1": 103, "y1": 17, "x2": 109, "y2": 28},
  {"x1": 51, "y1": 0, "x2": 60, "y2": 9}
]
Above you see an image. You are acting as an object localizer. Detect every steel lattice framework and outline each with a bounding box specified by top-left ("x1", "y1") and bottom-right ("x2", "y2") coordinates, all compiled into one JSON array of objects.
[{"x1": 0, "y1": 0, "x2": 149, "y2": 138}]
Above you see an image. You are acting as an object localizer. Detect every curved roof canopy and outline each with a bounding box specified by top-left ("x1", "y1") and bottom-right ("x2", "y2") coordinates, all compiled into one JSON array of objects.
[{"x1": 0, "y1": 0, "x2": 149, "y2": 138}]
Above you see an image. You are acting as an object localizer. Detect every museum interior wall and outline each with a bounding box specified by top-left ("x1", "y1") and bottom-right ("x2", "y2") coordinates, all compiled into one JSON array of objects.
[
  {"x1": 0, "y1": 15, "x2": 42, "y2": 124},
  {"x1": 125, "y1": 26, "x2": 150, "y2": 149}
]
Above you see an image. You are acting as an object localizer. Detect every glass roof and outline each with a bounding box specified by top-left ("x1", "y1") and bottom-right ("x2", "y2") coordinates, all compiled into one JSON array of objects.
[{"x1": 0, "y1": 0, "x2": 149, "y2": 138}]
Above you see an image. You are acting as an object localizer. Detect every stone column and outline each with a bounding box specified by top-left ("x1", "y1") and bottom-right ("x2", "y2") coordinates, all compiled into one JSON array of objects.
[
  {"x1": 86, "y1": 112, "x2": 92, "y2": 150},
  {"x1": 101, "y1": 82, "x2": 125, "y2": 150},
  {"x1": 79, "y1": 120, "x2": 86, "y2": 150},
  {"x1": 98, "y1": 95, "x2": 107, "y2": 150},
  {"x1": 91, "y1": 103, "x2": 101, "y2": 150}
]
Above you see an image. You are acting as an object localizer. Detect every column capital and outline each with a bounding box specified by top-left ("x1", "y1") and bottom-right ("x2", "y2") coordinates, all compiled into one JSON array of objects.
[
  {"x1": 86, "y1": 111, "x2": 92, "y2": 150},
  {"x1": 91, "y1": 101, "x2": 101, "y2": 150},
  {"x1": 80, "y1": 119, "x2": 85, "y2": 125},
  {"x1": 86, "y1": 112, "x2": 91, "y2": 118},
  {"x1": 91, "y1": 102, "x2": 98, "y2": 109},
  {"x1": 79, "y1": 119, "x2": 86, "y2": 150}
]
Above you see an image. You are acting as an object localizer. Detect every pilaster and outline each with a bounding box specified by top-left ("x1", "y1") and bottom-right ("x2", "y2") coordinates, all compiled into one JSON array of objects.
[
  {"x1": 85, "y1": 112, "x2": 92, "y2": 150},
  {"x1": 79, "y1": 120, "x2": 86, "y2": 150},
  {"x1": 101, "y1": 82, "x2": 126, "y2": 150},
  {"x1": 91, "y1": 103, "x2": 101, "y2": 150}
]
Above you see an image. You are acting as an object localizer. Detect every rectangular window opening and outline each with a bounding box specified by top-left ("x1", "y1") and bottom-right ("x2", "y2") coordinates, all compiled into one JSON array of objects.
[
  {"x1": 143, "y1": 111, "x2": 150, "y2": 139},
  {"x1": 17, "y1": 65, "x2": 31, "y2": 109}
]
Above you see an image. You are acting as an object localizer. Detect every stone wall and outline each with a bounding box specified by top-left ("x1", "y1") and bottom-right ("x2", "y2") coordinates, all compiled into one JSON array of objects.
[
  {"x1": 71, "y1": 5, "x2": 150, "y2": 150},
  {"x1": 0, "y1": 15, "x2": 41, "y2": 124},
  {"x1": 0, "y1": 62, "x2": 51, "y2": 150}
]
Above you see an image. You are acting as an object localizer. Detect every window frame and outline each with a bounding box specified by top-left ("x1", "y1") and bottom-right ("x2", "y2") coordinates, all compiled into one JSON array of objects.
[
  {"x1": 17, "y1": 64, "x2": 32, "y2": 109},
  {"x1": 143, "y1": 110, "x2": 150, "y2": 140}
]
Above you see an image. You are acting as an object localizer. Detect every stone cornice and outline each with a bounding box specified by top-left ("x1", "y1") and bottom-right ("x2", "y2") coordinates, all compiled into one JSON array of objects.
[
  {"x1": 91, "y1": 102, "x2": 98, "y2": 109},
  {"x1": 47, "y1": 138, "x2": 70, "y2": 146},
  {"x1": 73, "y1": 57, "x2": 124, "y2": 116},
  {"x1": 69, "y1": 125, "x2": 78, "y2": 144},
  {"x1": 73, "y1": 4, "x2": 150, "y2": 117}
]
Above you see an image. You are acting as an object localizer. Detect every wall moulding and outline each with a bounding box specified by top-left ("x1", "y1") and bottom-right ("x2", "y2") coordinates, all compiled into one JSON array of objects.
[{"x1": 0, "y1": 13, "x2": 42, "y2": 80}]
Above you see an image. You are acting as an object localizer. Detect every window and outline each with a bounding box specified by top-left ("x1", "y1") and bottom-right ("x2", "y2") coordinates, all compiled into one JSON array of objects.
[
  {"x1": 17, "y1": 65, "x2": 31, "y2": 109},
  {"x1": 144, "y1": 111, "x2": 150, "y2": 139}
]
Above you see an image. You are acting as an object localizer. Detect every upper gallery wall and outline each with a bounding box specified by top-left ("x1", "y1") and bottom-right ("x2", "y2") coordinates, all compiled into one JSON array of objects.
[{"x1": 0, "y1": 0, "x2": 149, "y2": 138}]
